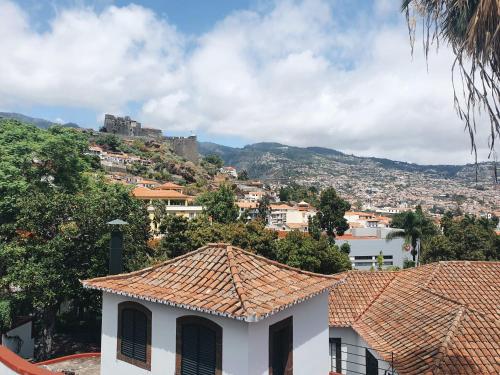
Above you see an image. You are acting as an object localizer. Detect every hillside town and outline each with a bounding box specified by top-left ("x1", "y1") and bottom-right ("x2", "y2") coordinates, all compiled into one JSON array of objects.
[{"x1": 1, "y1": 1, "x2": 499, "y2": 375}]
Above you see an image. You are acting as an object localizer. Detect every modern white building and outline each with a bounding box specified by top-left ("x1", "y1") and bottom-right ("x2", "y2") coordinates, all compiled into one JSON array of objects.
[
  {"x1": 336, "y1": 228, "x2": 408, "y2": 270},
  {"x1": 82, "y1": 243, "x2": 342, "y2": 375}
]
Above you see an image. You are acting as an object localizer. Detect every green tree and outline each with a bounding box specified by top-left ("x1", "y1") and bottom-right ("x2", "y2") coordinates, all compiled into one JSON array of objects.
[
  {"x1": 95, "y1": 133, "x2": 123, "y2": 152},
  {"x1": 316, "y1": 188, "x2": 350, "y2": 239},
  {"x1": 257, "y1": 195, "x2": 271, "y2": 222},
  {"x1": 421, "y1": 235, "x2": 455, "y2": 263},
  {"x1": 0, "y1": 120, "x2": 151, "y2": 359},
  {"x1": 387, "y1": 206, "x2": 437, "y2": 262},
  {"x1": 307, "y1": 215, "x2": 322, "y2": 240},
  {"x1": 0, "y1": 180, "x2": 150, "y2": 359},
  {"x1": 276, "y1": 231, "x2": 351, "y2": 274},
  {"x1": 377, "y1": 251, "x2": 384, "y2": 271},
  {"x1": 197, "y1": 184, "x2": 239, "y2": 224},
  {"x1": 340, "y1": 242, "x2": 351, "y2": 255},
  {"x1": 238, "y1": 169, "x2": 249, "y2": 181},
  {"x1": 202, "y1": 154, "x2": 224, "y2": 169}
]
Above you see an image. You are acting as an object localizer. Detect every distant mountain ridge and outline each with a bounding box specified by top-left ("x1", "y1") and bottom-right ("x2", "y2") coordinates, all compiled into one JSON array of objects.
[
  {"x1": 0, "y1": 112, "x2": 80, "y2": 129},
  {"x1": 198, "y1": 141, "x2": 494, "y2": 183}
]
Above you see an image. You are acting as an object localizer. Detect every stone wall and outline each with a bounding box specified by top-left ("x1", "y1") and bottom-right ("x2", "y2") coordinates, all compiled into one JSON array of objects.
[{"x1": 165, "y1": 135, "x2": 198, "y2": 163}]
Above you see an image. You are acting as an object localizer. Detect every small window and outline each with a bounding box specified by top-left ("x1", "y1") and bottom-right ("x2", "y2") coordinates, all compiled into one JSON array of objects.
[
  {"x1": 117, "y1": 302, "x2": 152, "y2": 370},
  {"x1": 176, "y1": 316, "x2": 222, "y2": 375},
  {"x1": 329, "y1": 338, "x2": 342, "y2": 373},
  {"x1": 269, "y1": 316, "x2": 293, "y2": 375}
]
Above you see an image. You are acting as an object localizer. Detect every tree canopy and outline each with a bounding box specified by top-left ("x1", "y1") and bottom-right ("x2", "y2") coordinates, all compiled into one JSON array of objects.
[
  {"x1": 0, "y1": 120, "x2": 151, "y2": 358},
  {"x1": 316, "y1": 187, "x2": 351, "y2": 239},
  {"x1": 196, "y1": 184, "x2": 239, "y2": 224}
]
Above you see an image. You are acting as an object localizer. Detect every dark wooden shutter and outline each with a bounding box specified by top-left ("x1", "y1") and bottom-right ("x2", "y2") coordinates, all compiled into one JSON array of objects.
[
  {"x1": 133, "y1": 311, "x2": 148, "y2": 362},
  {"x1": 121, "y1": 308, "x2": 148, "y2": 362},
  {"x1": 121, "y1": 309, "x2": 135, "y2": 359},
  {"x1": 181, "y1": 324, "x2": 216, "y2": 375},
  {"x1": 366, "y1": 348, "x2": 378, "y2": 375},
  {"x1": 181, "y1": 325, "x2": 199, "y2": 375},
  {"x1": 197, "y1": 326, "x2": 216, "y2": 375}
]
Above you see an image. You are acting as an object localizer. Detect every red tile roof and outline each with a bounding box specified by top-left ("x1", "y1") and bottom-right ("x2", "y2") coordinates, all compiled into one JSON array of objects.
[
  {"x1": 83, "y1": 244, "x2": 343, "y2": 322},
  {"x1": 156, "y1": 182, "x2": 183, "y2": 190},
  {"x1": 132, "y1": 187, "x2": 192, "y2": 200},
  {"x1": 329, "y1": 261, "x2": 500, "y2": 374}
]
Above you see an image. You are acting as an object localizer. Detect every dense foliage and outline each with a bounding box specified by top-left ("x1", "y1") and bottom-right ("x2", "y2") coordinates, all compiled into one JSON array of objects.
[
  {"x1": 196, "y1": 184, "x2": 239, "y2": 224},
  {"x1": 0, "y1": 120, "x2": 151, "y2": 358},
  {"x1": 421, "y1": 213, "x2": 499, "y2": 263},
  {"x1": 316, "y1": 188, "x2": 350, "y2": 239},
  {"x1": 156, "y1": 216, "x2": 351, "y2": 274}
]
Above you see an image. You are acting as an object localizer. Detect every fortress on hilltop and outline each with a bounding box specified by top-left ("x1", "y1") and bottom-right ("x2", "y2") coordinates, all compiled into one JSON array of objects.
[{"x1": 102, "y1": 114, "x2": 198, "y2": 163}]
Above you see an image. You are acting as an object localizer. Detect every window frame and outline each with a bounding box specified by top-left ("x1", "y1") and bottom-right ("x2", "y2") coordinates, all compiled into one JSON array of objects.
[
  {"x1": 116, "y1": 301, "x2": 152, "y2": 370},
  {"x1": 175, "y1": 315, "x2": 223, "y2": 375},
  {"x1": 269, "y1": 316, "x2": 293, "y2": 375},
  {"x1": 329, "y1": 337, "x2": 342, "y2": 373}
]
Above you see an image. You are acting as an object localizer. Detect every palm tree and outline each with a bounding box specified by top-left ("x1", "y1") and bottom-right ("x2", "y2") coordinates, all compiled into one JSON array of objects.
[
  {"x1": 387, "y1": 206, "x2": 438, "y2": 264},
  {"x1": 386, "y1": 211, "x2": 423, "y2": 263},
  {"x1": 402, "y1": 0, "x2": 499, "y2": 163}
]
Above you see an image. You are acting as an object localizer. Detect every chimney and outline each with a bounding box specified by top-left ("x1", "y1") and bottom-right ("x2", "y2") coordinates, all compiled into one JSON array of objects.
[{"x1": 107, "y1": 219, "x2": 128, "y2": 275}]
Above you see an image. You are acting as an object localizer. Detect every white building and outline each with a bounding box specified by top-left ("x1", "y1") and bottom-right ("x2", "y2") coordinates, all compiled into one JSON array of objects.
[
  {"x1": 0, "y1": 317, "x2": 34, "y2": 359},
  {"x1": 82, "y1": 243, "x2": 342, "y2": 375},
  {"x1": 268, "y1": 203, "x2": 316, "y2": 229}
]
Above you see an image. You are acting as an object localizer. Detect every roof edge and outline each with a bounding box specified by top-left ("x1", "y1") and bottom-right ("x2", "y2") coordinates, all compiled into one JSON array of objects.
[{"x1": 83, "y1": 280, "x2": 343, "y2": 322}]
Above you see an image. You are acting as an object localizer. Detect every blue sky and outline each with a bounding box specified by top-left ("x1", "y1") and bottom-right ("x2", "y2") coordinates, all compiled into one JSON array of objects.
[{"x1": 0, "y1": 0, "x2": 491, "y2": 163}]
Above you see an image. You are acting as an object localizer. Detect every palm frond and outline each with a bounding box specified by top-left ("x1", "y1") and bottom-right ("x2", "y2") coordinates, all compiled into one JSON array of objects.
[{"x1": 402, "y1": 0, "x2": 500, "y2": 164}]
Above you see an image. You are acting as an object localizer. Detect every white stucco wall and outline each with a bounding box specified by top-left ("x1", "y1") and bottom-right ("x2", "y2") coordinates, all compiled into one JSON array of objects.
[
  {"x1": 1, "y1": 321, "x2": 34, "y2": 359},
  {"x1": 329, "y1": 327, "x2": 395, "y2": 375},
  {"x1": 101, "y1": 292, "x2": 248, "y2": 375},
  {"x1": 0, "y1": 361, "x2": 18, "y2": 375},
  {"x1": 101, "y1": 291, "x2": 330, "y2": 375},
  {"x1": 248, "y1": 292, "x2": 329, "y2": 375}
]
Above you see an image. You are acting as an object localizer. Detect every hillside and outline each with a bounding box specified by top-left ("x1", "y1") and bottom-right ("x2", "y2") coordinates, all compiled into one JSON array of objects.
[
  {"x1": 0, "y1": 112, "x2": 80, "y2": 129},
  {"x1": 198, "y1": 142, "x2": 494, "y2": 183}
]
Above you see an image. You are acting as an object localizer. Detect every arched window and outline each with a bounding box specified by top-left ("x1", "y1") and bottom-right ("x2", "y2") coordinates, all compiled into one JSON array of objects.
[
  {"x1": 175, "y1": 316, "x2": 222, "y2": 375},
  {"x1": 117, "y1": 301, "x2": 152, "y2": 370}
]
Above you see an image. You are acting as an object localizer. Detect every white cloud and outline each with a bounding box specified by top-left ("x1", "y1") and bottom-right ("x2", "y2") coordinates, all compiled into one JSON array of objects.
[
  {"x1": 0, "y1": 0, "x2": 492, "y2": 164},
  {"x1": 0, "y1": 1, "x2": 184, "y2": 112}
]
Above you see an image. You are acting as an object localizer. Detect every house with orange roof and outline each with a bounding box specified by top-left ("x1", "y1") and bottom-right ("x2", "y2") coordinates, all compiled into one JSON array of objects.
[
  {"x1": 132, "y1": 188, "x2": 203, "y2": 232},
  {"x1": 155, "y1": 181, "x2": 184, "y2": 193},
  {"x1": 82, "y1": 244, "x2": 343, "y2": 375},
  {"x1": 328, "y1": 261, "x2": 500, "y2": 375}
]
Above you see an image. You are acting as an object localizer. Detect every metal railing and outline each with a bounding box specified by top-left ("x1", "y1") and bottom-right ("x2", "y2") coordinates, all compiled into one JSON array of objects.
[{"x1": 330, "y1": 342, "x2": 395, "y2": 375}]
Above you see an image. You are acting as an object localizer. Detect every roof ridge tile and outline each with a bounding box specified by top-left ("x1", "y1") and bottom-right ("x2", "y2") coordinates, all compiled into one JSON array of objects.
[
  {"x1": 353, "y1": 272, "x2": 398, "y2": 324},
  {"x1": 226, "y1": 245, "x2": 256, "y2": 319},
  {"x1": 431, "y1": 305, "x2": 466, "y2": 372}
]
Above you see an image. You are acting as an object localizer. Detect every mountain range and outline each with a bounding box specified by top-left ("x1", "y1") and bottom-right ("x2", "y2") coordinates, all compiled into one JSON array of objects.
[
  {"x1": 199, "y1": 141, "x2": 496, "y2": 184},
  {"x1": 0, "y1": 112, "x2": 79, "y2": 129},
  {"x1": 1, "y1": 111, "x2": 496, "y2": 185}
]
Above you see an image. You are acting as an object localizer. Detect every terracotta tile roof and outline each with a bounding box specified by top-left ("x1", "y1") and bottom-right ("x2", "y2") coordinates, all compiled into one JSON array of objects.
[
  {"x1": 132, "y1": 187, "x2": 192, "y2": 200},
  {"x1": 156, "y1": 182, "x2": 183, "y2": 190},
  {"x1": 329, "y1": 261, "x2": 500, "y2": 375},
  {"x1": 83, "y1": 244, "x2": 343, "y2": 322},
  {"x1": 328, "y1": 271, "x2": 396, "y2": 326},
  {"x1": 236, "y1": 201, "x2": 258, "y2": 209}
]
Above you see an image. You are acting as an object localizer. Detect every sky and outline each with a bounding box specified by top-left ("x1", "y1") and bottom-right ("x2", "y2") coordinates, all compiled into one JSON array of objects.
[{"x1": 0, "y1": 0, "x2": 493, "y2": 164}]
